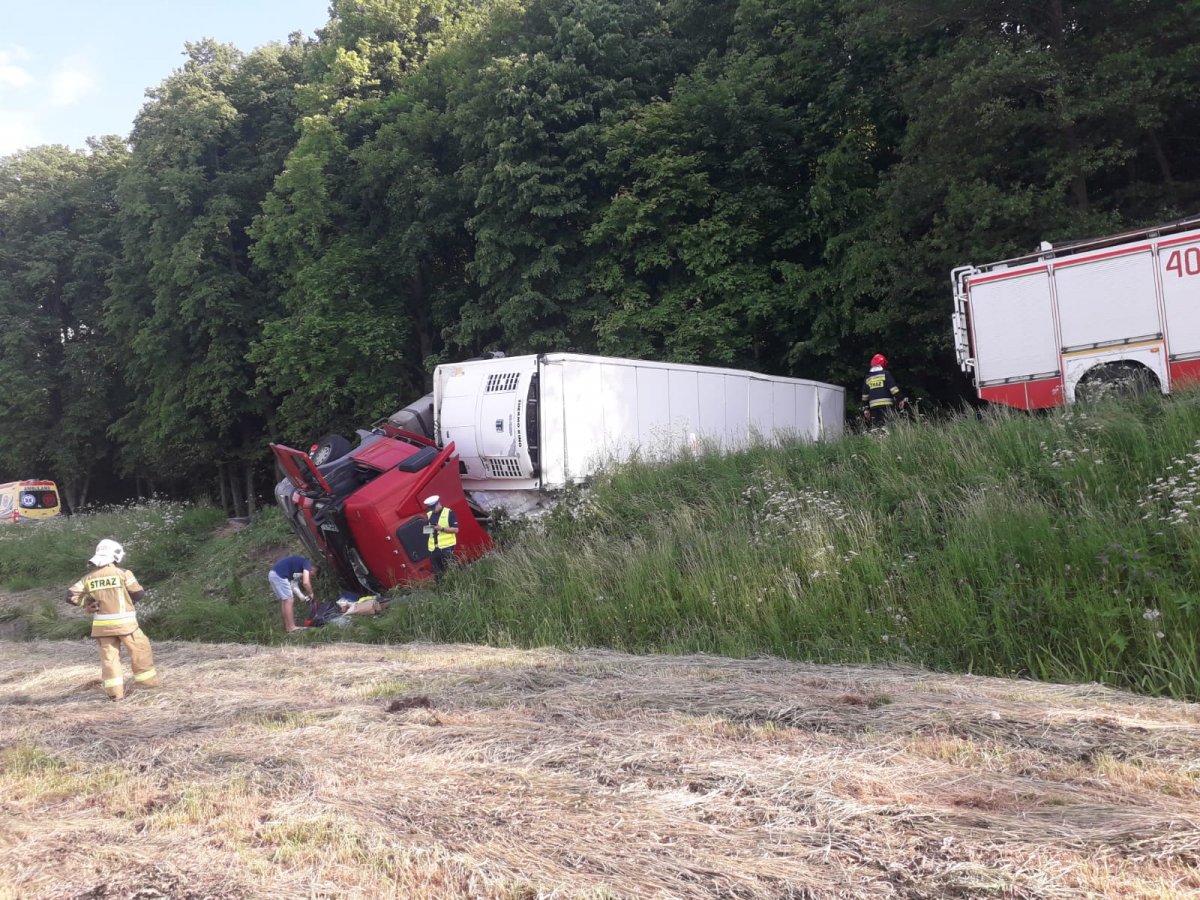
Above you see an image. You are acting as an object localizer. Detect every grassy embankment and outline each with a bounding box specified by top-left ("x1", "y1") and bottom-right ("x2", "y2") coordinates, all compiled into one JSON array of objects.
[{"x1": 4, "y1": 391, "x2": 1200, "y2": 699}]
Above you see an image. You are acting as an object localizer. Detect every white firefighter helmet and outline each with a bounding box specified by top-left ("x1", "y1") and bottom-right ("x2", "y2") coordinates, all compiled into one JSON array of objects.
[{"x1": 89, "y1": 539, "x2": 125, "y2": 567}]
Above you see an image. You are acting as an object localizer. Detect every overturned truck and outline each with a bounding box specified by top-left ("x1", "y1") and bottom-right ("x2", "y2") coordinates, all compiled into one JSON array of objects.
[{"x1": 273, "y1": 353, "x2": 845, "y2": 592}]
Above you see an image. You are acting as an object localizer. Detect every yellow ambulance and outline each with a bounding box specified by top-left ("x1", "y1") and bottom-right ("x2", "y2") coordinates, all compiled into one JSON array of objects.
[{"x1": 0, "y1": 480, "x2": 62, "y2": 523}]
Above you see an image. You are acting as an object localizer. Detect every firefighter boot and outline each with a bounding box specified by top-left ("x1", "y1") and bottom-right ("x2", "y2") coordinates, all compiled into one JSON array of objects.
[
  {"x1": 124, "y1": 628, "x2": 159, "y2": 689},
  {"x1": 96, "y1": 636, "x2": 125, "y2": 699}
]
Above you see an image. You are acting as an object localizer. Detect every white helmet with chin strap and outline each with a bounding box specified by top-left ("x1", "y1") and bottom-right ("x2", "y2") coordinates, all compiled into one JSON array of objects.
[{"x1": 89, "y1": 539, "x2": 125, "y2": 567}]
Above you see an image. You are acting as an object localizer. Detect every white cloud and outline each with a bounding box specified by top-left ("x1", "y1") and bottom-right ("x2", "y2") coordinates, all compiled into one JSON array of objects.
[
  {"x1": 0, "y1": 48, "x2": 34, "y2": 92},
  {"x1": 0, "y1": 109, "x2": 43, "y2": 156},
  {"x1": 49, "y1": 56, "x2": 98, "y2": 108}
]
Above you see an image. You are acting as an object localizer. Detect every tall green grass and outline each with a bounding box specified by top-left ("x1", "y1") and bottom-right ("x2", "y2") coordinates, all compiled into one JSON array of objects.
[
  {"x1": 357, "y1": 391, "x2": 1200, "y2": 699},
  {"x1": 5, "y1": 392, "x2": 1200, "y2": 699},
  {"x1": 0, "y1": 502, "x2": 289, "y2": 642},
  {"x1": 0, "y1": 500, "x2": 226, "y2": 589}
]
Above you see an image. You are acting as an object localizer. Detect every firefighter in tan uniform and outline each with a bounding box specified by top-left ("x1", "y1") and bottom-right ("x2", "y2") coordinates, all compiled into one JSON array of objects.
[{"x1": 66, "y1": 539, "x2": 159, "y2": 700}]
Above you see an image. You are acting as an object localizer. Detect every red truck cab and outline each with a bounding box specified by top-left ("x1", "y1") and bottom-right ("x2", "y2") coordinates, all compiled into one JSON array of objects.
[{"x1": 271, "y1": 426, "x2": 492, "y2": 592}]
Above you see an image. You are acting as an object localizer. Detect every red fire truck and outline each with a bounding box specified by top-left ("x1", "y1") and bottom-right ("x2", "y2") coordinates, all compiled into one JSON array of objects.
[{"x1": 953, "y1": 216, "x2": 1200, "y2": 409}]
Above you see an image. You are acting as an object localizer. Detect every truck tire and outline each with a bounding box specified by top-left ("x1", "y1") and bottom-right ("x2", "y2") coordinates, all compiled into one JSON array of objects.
[
  {"x1": 1074, "y1": 362, "x2": 1159, "y2": 403},
  {"x1": 311, "y1": 433, "x2": 353, "y2": 465}
]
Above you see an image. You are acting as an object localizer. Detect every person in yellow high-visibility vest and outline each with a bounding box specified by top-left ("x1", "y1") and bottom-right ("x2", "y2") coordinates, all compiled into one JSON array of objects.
[
  {"x1": 424, "y1": 494, "x2": 459, "y2": 581},
  {"x1": 66, "y1": 539, "x2": 159, "y2": 700}
]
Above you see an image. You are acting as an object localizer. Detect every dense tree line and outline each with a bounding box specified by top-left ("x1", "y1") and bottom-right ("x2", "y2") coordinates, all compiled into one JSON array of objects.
[{"x1": 1, "y1": 0, "x2": 1197, "y2": 511}]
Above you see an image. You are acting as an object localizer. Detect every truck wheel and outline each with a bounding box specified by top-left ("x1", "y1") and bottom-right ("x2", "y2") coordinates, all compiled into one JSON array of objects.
[
  {"x1": 311, "y1": 433, "x2": 353, "y2": 465},
  {"x1": 1074, "y1": 362, "x2": 1159, "y2": 403}
]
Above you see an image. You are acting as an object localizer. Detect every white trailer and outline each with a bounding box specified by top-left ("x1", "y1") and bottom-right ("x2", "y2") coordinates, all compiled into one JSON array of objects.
[
  {"x1": 952, "y1": 216, "x2": 1200, "y2": 409},
  {"x1": 432, "y1": 353, "x2": 844, "y2": 497}
]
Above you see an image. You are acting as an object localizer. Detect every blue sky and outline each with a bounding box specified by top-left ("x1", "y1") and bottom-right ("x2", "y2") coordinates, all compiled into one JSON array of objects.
[{"x1": 0, "y1": 0, "x2": 332, "y2": 155}]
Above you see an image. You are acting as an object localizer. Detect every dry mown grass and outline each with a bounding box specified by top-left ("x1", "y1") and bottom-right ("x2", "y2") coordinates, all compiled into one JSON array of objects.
[{"x1": 1, "y1": 639, "x2": 1198, "y2": 899}]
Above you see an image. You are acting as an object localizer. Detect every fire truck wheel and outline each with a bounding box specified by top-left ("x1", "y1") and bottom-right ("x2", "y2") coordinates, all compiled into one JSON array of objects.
[
  {"x1": 311, "y1": 433, "x2": 353, "y2": 465},
  {"x1": 1074, "y1": 362, "x2": 1158, "y2": 403}
]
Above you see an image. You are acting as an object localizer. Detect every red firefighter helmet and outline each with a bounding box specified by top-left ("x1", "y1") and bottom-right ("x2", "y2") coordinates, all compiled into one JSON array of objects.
[{"x1": 871, "y1": 353, "x2": 888, "y2": 368}]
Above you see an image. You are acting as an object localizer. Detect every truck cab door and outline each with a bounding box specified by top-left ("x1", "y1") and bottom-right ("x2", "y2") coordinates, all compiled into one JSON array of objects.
[{"x1": 270, "y1": 443, "x2": 333, "y2": 498}]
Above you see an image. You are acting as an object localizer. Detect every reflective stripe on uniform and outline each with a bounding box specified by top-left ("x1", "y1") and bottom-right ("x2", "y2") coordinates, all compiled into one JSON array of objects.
[
  {"x1": 869, "y1": 399, "x2": 896, "y2": 408},
  {"x1": 134, "y1": 668, "x2": 157, "y2": 682},
  {"x1": 103, "y1": 676, "x2": 124, "y2": 688},
  {"x1": 92, "y1": 611, "x2": 138, "y2": 624}
]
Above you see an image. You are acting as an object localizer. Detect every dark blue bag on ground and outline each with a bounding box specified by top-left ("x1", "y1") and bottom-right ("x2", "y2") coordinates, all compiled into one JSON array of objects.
[{"x1": 305, "y1": 599, "x2": 343, "y2": 627}]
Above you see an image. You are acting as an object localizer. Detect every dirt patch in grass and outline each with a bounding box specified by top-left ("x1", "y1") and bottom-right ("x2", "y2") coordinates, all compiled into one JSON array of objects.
[
  {"x1": 0, "y1": 588, "x2": 64, "y2": 640},
  {"x1": 211, "y1": 517, "x2": 251, "y2": 539},
  {"x1": 387, "y1": 694, "x2": 434, "y2": 712},
  {"x1": 0, "y1": 588, "x2": 59, "y2": 614},
  {"x1": 246, "y1": 542, "x2": 295, "y2": 565},
  {"x1": 1, "y1": 640, "x2": 1198, "y2": 899}
]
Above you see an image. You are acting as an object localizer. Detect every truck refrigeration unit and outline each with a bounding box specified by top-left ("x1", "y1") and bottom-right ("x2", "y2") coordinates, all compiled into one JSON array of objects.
[
  {"x1": 952, "y1": 216, "x2": 1200, "y2": 409},
  {"x1": 273, "y1": 353, "x2": 845, "y2": 591}
]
